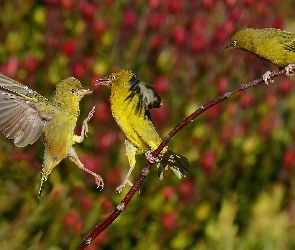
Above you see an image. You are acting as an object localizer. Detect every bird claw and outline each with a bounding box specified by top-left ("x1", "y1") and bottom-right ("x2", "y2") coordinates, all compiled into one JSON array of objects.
[
  {"x1": 95, "y1": 175, "x2": 104, "y2": 191},
  {"x1": 83, "y1": 124, "x2": 89, "y2": 137},
  {"x1": 262, "y1": 71, "x2": 274, "y2": 85},
  {"x1": 285, "y1": 64, "x2": 295, "y2": 78},
  {"x1": 82, "y1": 106, "x2": 96, "y2": 137},
  {"x1": 145, "y1": 149, "x2": 162, "y2": 163},
  {"x1": 115, "y1": 179, "x2": 133, "y2": 193}
]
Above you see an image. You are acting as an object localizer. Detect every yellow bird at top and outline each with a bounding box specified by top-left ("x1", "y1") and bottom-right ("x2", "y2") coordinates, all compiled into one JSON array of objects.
[
  {"x1": 97, "y1": 69, "x2": 190, "y2": 193},
  {"x1": 0, "y1": 74, "x2": 103, "y2": 197},
  {"x1": 223, "y1": 28, "x2": 295, "y2": 82}
]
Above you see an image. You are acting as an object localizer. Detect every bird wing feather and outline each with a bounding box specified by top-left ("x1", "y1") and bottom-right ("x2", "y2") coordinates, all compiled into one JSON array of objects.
[
  {"x1": 280, "y1": 32, "x2": 295, "y2": 52},
  {"x1": 0, "y1": 74, "x2": 53, "y2": 147},
  {"x1": 125, "y1": 74, "x2": 162, "y2": 114},
  {"x1": 283, "y1": 40, "x2": 295, "y2": 52},
  {"x1": 133, "y1": 109, "x2": 162, "y2": 150}
]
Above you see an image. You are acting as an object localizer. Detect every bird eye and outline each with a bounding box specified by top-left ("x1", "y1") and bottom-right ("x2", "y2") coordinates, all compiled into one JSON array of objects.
[
  {"x1": 111, "y1": 76, "x2": 116, "y2": 81},
  {"x1": 232, "y1": 40, "x2": 237, "y2": 47},
  {"x1": 71, "y1": 89, "x2": 76, "y2": 94}
]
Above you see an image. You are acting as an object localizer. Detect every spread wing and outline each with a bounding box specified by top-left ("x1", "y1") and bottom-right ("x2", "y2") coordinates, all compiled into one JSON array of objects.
[
  {"x1": 0, "y1": 74, "x2": 53, "y2": 147},
  {"x1": 125, "y1": 74, "x2": 162, "y2": 114}
]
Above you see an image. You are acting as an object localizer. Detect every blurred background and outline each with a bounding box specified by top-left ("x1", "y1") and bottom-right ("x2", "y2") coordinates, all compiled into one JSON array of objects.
[{"x1": 1, "y1": 0, "x2": 295, "y2": 249}]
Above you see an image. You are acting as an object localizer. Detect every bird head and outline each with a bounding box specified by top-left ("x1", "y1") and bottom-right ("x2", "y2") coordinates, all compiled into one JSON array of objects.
[
  {"x1": 97, "y1": 69, "x2": 162, "y2": 110},
  {"x1": 96, "y1": 69, "x2": 134, "y2": 88},
  {"x1": 53, "y1": 77, "x2": 93, "y2": 105},
  {"x1": 223, "y1": 28, "x2": 253, "y2": 53}
]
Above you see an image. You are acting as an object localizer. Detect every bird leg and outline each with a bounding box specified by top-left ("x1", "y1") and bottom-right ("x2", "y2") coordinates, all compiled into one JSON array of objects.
[
  {"x1": 145, "y1": 149, "x2": 162, "y2": 163},
  {"x1": 115, "y1": 165, "x2": 135, "y2": 193},
  {"x1": 262, "y1": 71, "x2": 274, "y2": 85},
  {"x1": 68, "y1": 147, "x2": 104, "y2": 190},
  {"x1": 75, "y1": 106, "x2": 96, "y2": 143},
  {"x1": 285, "y1": 64, "x2": 295, "y2": 78},
  {"x1": 116, "y1": 140, "x2": 137, "y2": 193},
  {"x1": 69, "y1": 107, "x2": 104, "y2": 190}
]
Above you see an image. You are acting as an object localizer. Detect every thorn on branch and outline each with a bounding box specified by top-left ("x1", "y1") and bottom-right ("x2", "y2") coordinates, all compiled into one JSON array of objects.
[
  {"x1": 224, "y1": 92, "x2": 231, "y2": 98},
  {"x1": 142, "y1": 167, "x2": 150, "y2": 176},
  {"x1": 85, "y1": 238, "x2": 92, "y2": 245},
  {"x1": 117, "y1": 202, "x2": 125, "y2": 211}
]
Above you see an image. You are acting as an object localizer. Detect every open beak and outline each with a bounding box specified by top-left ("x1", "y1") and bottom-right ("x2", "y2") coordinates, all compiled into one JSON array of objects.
[
  {"x1": 79, "y1": 89, "x2": 93, "y2": 95},
  {"x1": 222, "y1": 43, "x2": 232, "y2": 53},
  {"x1": 96, "y1": 77, "x2": 110, "y2": 86}
]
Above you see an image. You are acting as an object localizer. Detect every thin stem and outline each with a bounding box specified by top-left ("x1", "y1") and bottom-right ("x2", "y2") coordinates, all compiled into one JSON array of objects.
[{"x1": 77, "y1": 67, "x2": 290, "y2": 250}]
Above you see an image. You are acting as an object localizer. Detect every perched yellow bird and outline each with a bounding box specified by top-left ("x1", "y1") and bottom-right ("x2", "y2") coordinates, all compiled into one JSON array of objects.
[
  {"x1": 97, "y1": 69, "x2": 190, "y2": 193},
  {"x1": 0, "y1": 74, "x2": 103, "y2": 197},
  {"x1": 223, "y1": 28, "x2": 295, "y2": 82}
]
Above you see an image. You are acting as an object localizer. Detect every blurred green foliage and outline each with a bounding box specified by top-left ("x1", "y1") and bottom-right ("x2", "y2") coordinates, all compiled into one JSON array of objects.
[{"x1": 1, "y1": 0, "x2": 295, "y2": 249}]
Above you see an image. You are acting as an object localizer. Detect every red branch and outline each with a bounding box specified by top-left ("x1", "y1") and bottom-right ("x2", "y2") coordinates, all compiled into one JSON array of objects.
[{"x1": 77, "y1": 67, "x2": 290, "y2": 249}]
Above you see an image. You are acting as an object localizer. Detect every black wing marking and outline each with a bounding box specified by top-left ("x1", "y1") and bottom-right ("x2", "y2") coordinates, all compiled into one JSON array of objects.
[{"x1": 125, "y1": 74, "x2": 162, "y2": 114}]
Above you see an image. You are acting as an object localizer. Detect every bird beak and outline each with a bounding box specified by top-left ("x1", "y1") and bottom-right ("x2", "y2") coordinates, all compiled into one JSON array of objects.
[
  {"x1": 96, "y1": 77, "x2": 110, "y2": 87},
  {"x1": 79, "y1": 89, "x2": 93, "y2": 95},
  {"x1": 222, "y1": 43, "x2": 232, "y2": 53}
]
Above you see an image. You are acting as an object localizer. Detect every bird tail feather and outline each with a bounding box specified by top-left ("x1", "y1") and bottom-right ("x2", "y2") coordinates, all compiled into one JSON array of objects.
[{"x1": 157, "y1": 149, "x2": 190, "y2": 180}]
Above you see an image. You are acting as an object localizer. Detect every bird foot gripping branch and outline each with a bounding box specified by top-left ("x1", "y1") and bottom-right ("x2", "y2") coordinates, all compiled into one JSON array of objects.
[
  {"x1": 262, "y1": 71, "x2": 274, "y2": 85},
  {"x1": 261, "y1": 64, "x2": 295, "y2": 85},
  {"x1": 145, "y1": 149, "x2": 162, "y2": 163},
  {"x1": 285, "y1": 64, "x2": 295, "y2": 78}
]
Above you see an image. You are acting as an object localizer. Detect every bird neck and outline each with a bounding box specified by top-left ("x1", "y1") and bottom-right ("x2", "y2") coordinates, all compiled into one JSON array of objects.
[
  {"x1": 111, "y1": 82, "x2": 130, "y2": 95},
  {"x1": 52, "y1": 95, "x2": 81, "y2": 115},
  {"x1": 110, "y1": 83, "x2": 135, "y2": 110},
  {"x1": 235, "y1": 30, "x2": 260, "y2": 53}
]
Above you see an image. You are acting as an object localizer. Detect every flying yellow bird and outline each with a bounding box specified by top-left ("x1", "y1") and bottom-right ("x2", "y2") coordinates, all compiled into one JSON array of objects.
[
  {"x1": 223, "y1": 28, "x2": 295, "y2": 83},
  {"x1": 97, "y1": 69, "x2": 190, "y2": 193},
  {"x1": 0, "y1": 74, "x2": 103, "y2": 197}
]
